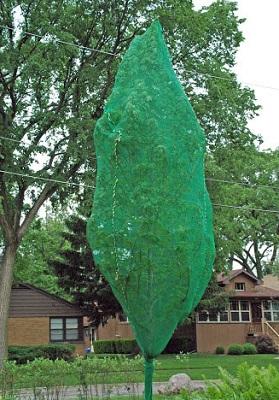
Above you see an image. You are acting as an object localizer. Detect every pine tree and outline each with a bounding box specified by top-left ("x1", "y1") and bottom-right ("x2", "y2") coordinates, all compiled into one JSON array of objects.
[{"x1": 49, "y1": 215, "x2": 121, "y2": 327}]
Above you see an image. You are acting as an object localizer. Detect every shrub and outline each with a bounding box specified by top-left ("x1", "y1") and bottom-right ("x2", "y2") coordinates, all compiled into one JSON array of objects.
[
  {"x1": 177, "y1": 364, "x2": 279, "y2": 399},
  {"x1": 8, "y1": 344, "x2": 75, "y2": 364},
  {"x1": 163, "y1": 337, "x2": 196, "y2": 354},
  {"x1": 227, "y1": 344, "x2": 243, "y2": 355},
  {"x1": 243, "y1": 342, "x2": 257, "y2": 354},
  {"x1": 93, "y1": 339, "x2": 137, "y2": 354},
  {"x1": 215, "y1": 346, "x2": 225, "y2": 354},
  {"x1": 256, "y1": 334, "x2": 278, "y2": 354}
]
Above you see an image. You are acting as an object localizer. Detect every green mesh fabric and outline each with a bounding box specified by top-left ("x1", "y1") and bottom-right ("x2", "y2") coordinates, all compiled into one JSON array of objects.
[{"x1": 87, "y1": 20, "x2": 215, "y2": 399}]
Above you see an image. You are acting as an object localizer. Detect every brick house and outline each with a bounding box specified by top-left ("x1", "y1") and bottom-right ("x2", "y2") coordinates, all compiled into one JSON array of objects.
[
  {"x1": 92, "y1": 269, "x2": 279, "y2": 354},
  {"x1": 9, "y1": 283, "x2": 86, "y2": 354},
  {"x1": 196, "y1": 269, "x2": 279, "y2": 352}
]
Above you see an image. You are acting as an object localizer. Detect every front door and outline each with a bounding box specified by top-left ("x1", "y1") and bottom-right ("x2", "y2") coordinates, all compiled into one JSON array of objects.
[{"x1": 251, "y1": 301, "x2": 262, "y2": 322}]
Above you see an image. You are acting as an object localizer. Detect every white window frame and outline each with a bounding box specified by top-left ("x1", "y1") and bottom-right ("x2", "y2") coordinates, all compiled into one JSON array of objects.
[
  {"x1": 230, "y1": 300, "x2": 251, "y2": 323},
  {"x1": 197, "y1": 301, "x2": 251, "y2": 323},
  {"x1": 263, "y1": 300, "x2": 279, "y2": 322},
  {"x1": 197, "y1": 309, "x2": 229, "y2": 323},
  {"x1": 235, "y1": 282, "x2": 246, "y2": 291}
]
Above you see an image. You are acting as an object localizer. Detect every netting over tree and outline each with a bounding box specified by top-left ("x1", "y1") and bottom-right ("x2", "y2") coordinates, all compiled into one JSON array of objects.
[{"x1": 87, "y1": 20, "x2": 215, "y2": 400}]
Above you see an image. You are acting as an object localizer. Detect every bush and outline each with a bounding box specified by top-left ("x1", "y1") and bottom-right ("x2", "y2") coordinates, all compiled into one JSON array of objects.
[
  {"x1": 243, "y1": 342, "x2": 257, "y2": 354},
  {"x1": 163, "y1": 337, "x2": 196, "y2": 354},
  {"x1": 215, "y1": 346, "x2": 225, "y2": 354},
  {"x1": 227, "y1": 344, "x2": 243, "y2": 355},
  {"x1": 256, "y1": 334, "x2": 278, "y2": 354},
  {"x1": 93, "y1": 339, "x2": 137, "y2": 354},
  {"x1": 177, "y1": 364, "x2": 279, "y2": 399},
  {"x1": 8, "y1": 344, "x2": 75, "y2": 364}
]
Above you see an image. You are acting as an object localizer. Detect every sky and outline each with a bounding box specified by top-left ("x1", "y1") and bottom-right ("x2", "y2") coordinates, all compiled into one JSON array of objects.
[{"x1": 194, "y1": 0, "x2": 279, "y2": 150}]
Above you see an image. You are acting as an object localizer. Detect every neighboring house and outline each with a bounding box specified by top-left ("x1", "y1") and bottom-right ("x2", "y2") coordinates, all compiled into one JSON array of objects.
[
  {"x1": 91, "y1": 312, "x2": 195, "y2": 344},
  {"x1": 9, "y1": 283, "x2": 86, "y2": 354},
  {"x1": 92, "y1": 269, "x2": 279, "y2": 354},
  {"x1": 196, "y1": 269, "x2": 279, "y2": 353}
]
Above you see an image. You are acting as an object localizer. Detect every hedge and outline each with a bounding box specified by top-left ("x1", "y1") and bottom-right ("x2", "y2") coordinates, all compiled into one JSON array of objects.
[
  {"x1": 163, "y1": 337, "x2": 196, "y2": 354},
  {"x1": 8, "y1": 344, "x2": 75, "y2": 364},
  {"x1": 93, "y1": 339, "x2": 138, "y2": 354}
]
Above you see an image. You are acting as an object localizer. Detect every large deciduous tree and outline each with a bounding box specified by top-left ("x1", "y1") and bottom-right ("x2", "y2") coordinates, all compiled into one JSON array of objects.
[
  {"x1": 0, "y1": 0, "x2": 259, "y2": 365},
  {"x1": 208, "y1": 148, "x2": 279, "y2": 279},
  {"x1": 13, "y1": 216, "x2": 70, "y2": 298}
]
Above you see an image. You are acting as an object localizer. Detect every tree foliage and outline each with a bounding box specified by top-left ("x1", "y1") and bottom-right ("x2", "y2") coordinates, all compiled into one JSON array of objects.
[
  {"x1": 208, "y1": 148, "x2": 279, "y2": 278},
  {"x1": 49, "y1": 214, "x2": 121, "y2": 327},
  {"x1": 13, "y1": 216, "x2": 69, "y2": 298},
  {"x1": 0, "y1": 0, "x2": 261, "y2": 364}
]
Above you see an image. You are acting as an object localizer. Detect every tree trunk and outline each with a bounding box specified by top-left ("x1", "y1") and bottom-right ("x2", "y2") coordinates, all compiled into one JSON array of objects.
[{"x1": 0, "y1": 242, "x2": 18, "y2": 368}]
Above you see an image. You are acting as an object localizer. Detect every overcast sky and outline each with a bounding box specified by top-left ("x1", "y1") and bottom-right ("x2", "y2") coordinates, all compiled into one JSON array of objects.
[{"x1": 194, "y1": 0, "x2": 279, "y2": 150}]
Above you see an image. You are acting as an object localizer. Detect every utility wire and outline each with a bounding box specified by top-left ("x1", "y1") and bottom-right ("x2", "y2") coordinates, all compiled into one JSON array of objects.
[
  {"x1": 0, "y1": 169, "x2": 94, "y2": 189},
  {"x1": 0, "y1": 169, "x2": 279, "y2": 214},
  {"x1": 213, "y1": 203, "x2": 279, "y2": 215},
  {"x1": 1, "y1": 24, "x2": 279, "y2": 92},
  {"x1": 1, "y1": 136, "x2": 279, "y2": 192},
  {"x1": 0, "y1": 24, "x2": 116, "y2": 56},
  {"x1": 207, "y1": 178, "x2": 279, "y2": 192}
]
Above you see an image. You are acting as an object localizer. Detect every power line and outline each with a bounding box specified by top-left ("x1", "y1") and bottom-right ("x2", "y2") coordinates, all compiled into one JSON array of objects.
[
  {"x1": 0, "y1": 24, "x2": 116, "y2": 56},
  {"x1": 1, "y1": 136, "x2": 279, "y2": 192},
  {"x1": 1, "y1": 24, "x2": 279, "y2": 92},
  {"x1": 0, "y1": 169, "x2": 94, "y2": 189},
  {"x1": 0, "y1": 135, "x2": 23, "y2": 143},
  {"x1": 213, "y1": 203, "x2": 279, "y2": 215},
  {"x1": 207, "y1": 178, "x2": 279, "y2": 192},
  {"x1": 0, "y1": 168, "x2": 279, "y2": 214}
]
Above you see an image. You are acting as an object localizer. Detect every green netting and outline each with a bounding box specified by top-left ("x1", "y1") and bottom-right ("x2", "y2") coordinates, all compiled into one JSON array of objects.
[{"x1": 87, "y1": 20, "x2": 215, "y2": 399}]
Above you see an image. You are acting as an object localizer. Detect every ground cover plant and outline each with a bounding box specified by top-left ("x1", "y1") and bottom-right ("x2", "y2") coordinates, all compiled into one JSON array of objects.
[{"x1": 178, "y1": 363, "x2": 279, "y2": 400}]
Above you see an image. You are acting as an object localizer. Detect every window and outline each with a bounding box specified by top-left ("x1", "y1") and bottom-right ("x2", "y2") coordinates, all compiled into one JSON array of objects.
[
  {"x1": 263, "y1": 301, "x2": 279, "y2": 322},
  {"x1": 197, "y1": 310, "x2": 228, "y2": 323},
  {"x1": 50, "y1": 317, "x2": 81, "y2": 342},
  {"x1": 235, "y1": 282, "x2": 246, "y2": 291},
  {"x1": 118, "y1": 312, "x2": 129, "y2": 323},
  {"x1": 230, "y1": 300, "x2": 250, "y2": 322}
]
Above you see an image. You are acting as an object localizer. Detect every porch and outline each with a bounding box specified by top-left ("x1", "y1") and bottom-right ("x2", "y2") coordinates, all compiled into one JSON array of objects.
[{"x1": 196, "y1": 299, "x2": 279, "y2": 352}]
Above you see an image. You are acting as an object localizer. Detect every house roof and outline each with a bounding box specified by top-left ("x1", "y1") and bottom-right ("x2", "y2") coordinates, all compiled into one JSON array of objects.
[
  {"x1": 263, "y1": 274, "x2": 279, "y2": 291},
  {"x1": 217, "y1": 269, "x2": 261, "y2": 285},
  {"x1": 230, "y1": 285, "x2": 279, "y2": 299},
  {"x1": 10, "y1": 283, "x2": 85, "y2": 317}
]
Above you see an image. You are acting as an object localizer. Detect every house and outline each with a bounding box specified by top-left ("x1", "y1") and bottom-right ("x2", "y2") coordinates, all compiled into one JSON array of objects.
[
  {"x1": 92, "y1": 269, "x2": 279, "y2": 354},
  {"x1": 9, "y1": 283, "x2": 87, "y2": 354},
  {"x1": 196, "y1": 269, "x2": 279, "y2": 352}
]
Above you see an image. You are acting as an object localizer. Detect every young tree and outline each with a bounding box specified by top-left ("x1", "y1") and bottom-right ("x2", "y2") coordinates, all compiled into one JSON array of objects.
[{"x1": 0, "y1": 0, "x2": 259, "y2": 365}]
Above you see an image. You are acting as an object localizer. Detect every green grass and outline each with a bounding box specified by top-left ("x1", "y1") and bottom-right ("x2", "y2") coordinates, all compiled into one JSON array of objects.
[
  {"x1": 8, "y1": 354, "x2": 279, "y2": 388},
  {"x1": 62, "y1": 354, "x2": 279, "y2": 384},
  {"x1": 155, "y1": 353, "x2": 279, "y2": 380}
]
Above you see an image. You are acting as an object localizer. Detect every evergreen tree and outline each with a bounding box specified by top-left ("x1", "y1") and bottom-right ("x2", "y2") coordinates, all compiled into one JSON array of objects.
[{"x1": 49, "y1": 214, "x2": 121, "y2": 327}]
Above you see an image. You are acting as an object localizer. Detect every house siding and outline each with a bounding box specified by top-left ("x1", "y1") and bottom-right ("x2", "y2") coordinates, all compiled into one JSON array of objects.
[
  {"x1": 8, "y1": 316, "x2": 85, "y2": 355},
  {"x1": 226, "y1": 275, "x2": 256, "y2": 291},
  {"x1": 8, "y1": 317, "x2": 49, "y2": 346},
  {"x1": 196, "y1": 323, "x2": 250, "y2": 353},
  {"x1": 96, "y1": 318, "x2": 134, "y2": 340},
  {"x1": 10, "y1": 286, "x2": 82, "y2": 317}
]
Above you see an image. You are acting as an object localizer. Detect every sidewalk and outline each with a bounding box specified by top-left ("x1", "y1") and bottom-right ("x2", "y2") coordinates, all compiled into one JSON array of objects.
[{"x1": 14, "y1": 380, "x2": 209, "y2": 399}]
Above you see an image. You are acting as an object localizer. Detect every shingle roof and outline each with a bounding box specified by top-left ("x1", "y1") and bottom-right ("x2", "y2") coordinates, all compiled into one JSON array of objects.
[
  {"x1": 230, "y1": 285, "x2": 279, "y2": 299},
  {"x1": 217, "y1": 269, "x2": 260, "y2": 284}
]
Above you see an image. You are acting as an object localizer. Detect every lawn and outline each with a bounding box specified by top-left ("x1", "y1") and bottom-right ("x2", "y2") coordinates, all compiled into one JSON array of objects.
[
  {"x1": 155, "y1": 353, "x2": 279, "y2": 380},
  {"x1": 65, "y1": 353, "x2": 279, "y2": 384}
]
